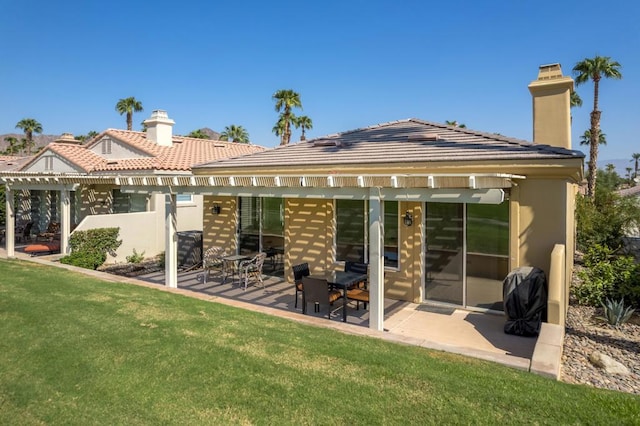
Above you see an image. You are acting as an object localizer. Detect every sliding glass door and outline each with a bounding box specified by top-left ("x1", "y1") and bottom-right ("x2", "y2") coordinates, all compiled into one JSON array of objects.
[
  {"x1": 425, "y1": 201, "x2": 509, "y2": 311},
  {"x1": 425, "y1": 203, "x2": 464, "y2": 305},
  {"x1": 238, "y1": 197, "x2": 284, "y2": 274}
]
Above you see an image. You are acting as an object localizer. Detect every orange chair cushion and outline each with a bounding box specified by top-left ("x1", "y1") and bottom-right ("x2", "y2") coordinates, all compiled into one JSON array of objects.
[
  {"x1": 346, "y1": 289, "x2": 370, "y2": 302},
  {"x1": 24, "y1": 242, "x2": 60, "y2": 254}
]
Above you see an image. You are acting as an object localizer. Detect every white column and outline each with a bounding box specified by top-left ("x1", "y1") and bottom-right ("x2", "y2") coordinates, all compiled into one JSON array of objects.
[
  {"x1": 5, "y1": 185, "x2": 15, "y2": 257},
  {"x1": 369, "y1": 188, "x2": 384, "y2": 331},
  {"x1": 60, "y1": 188, "x2": 71, "y2": 254},
  {"x1": 165, "y1": 194, "x2": 178, "y2": 288}
]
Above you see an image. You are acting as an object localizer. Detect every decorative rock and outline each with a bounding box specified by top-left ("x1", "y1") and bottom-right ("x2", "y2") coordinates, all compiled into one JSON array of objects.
[{"x1": 589, "y1": 351, "x2": 630, "y2": 375}]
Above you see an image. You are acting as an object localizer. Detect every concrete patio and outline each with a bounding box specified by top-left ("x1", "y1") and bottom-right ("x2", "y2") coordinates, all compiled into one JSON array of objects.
[{"x1": 1, "y1": 247, "x2": 563, "y2": 378}]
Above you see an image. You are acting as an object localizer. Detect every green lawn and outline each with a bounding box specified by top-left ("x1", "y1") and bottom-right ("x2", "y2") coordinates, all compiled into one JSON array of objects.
[{"x1": 0, "y1": 259, "x2": 638, "y2": 425}]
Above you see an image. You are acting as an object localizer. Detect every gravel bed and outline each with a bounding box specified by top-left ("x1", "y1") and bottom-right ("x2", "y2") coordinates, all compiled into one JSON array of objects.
[{"x1": 561, "y1": 268, "x2": 640, "y2": 395}]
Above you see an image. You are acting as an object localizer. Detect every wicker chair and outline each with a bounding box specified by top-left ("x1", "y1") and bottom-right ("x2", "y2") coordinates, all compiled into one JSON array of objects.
[
  {"x1": 36, "y1": 221, "x2": 60, "y2": 242},
  {"x1": 239, "y1": 252, "x2": 267, "y2": 291},
  {"x1": 292, "y1": 262, "x2": 310, "y2": 309},
  {"x1": 301, "y1": 276, "x2": 342, "y2": 319},
  {"x1": 202, "y1": 246, "x2": 225, "y2": 284}
]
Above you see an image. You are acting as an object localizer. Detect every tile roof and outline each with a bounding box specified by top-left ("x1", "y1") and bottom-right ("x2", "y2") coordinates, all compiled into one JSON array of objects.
[
  {"x1": 0, "y1": 155, "x2": 33, "y2": 171},
  {"x1": 19, "y1": 129, "x2": 266, "y2": 174},
  {"x1": 617, "y1": 185, "x2": 640, "y2": 197},
  {"x1": 194, "y1": 119, "x2": 585, "y2": 170}
]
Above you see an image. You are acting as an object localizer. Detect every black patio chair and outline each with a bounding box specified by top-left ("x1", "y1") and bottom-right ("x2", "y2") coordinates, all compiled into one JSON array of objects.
[
  {"x1": 344, "y1": 261, "x2": 368, "y2": 289},
  {"x1": 301, "y1": 276, "x2": 342, "y2": 319},
  {"x1": 292, "y1": 262, "x2": 310, "y2": 309}
]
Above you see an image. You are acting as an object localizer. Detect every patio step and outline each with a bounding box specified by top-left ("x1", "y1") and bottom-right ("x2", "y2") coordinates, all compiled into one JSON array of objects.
[{"x1": 529, "y1": 322, "x2": 564, "y2": 379}]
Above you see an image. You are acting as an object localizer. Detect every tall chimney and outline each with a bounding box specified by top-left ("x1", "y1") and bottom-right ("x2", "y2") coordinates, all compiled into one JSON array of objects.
[
  {"x1": 143, "y1": 110, "x2": 175, "y2": 147},
  {"x1": 528, "y1": 63, "x2": 574, "y2": 149}
]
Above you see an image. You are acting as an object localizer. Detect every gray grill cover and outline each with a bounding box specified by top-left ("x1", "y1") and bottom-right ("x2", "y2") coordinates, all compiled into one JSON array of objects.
[{"x1": 502, "y1": 266, "x2": 547, "y2": 337}]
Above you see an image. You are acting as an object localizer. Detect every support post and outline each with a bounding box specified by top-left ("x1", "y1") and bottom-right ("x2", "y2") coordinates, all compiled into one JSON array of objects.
[
  {"x1": 369, "y1": 188, "x2": 384, "y2": 331},
  {"x1": 5, "y1": 185, "x2": 15, "y2": 258},
  {"x1": 165, "y1": 194, "x2": 178, "y2": 288},
  {"x1": 60, "y1": 188, "x2": 71, "y2": 254}
]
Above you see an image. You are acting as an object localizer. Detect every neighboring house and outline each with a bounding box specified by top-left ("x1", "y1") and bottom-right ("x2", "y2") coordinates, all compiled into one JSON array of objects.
[{"x1": 1, "y1": 110, "x2": 265, "y2": 261}]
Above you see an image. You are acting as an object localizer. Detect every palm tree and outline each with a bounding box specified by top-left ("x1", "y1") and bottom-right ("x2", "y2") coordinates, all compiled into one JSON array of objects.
[
  {"x1": 570, "y1": 90, "x2": 582, "y2": 108},
  {"x1": 445, "y1": 120, "x2": 466, "y2": 128},
  {"x1": 573, "y1": 56, "x2": 622, "y2": 197},
  {"x1": 4, "y1": 136, "x2": 19, "y2": 155},
  {"x1": 15, "y1": 118, "x2": 43, "y2": 155},
  {"x1": 295, "y1": 115, "x2": 313, "y2": 141},
  {"x1": 115, "y1": 97, "x2": 144, "y2": 131},
  {"x1": 630, "y1": 153, "x2": 640, "y2": 179},
  {"x1": 272, "y1": 89, "x2": 302, "y2": 145},
  {"x1": 187, "y1": 129, "x2": 211, "y2": 139},
  {"x1": 220, "y1": 125, "x2": 250, "y2": 143},
  {"x1": 579, "y1": 129, "x2": 606, "y2": 147}
]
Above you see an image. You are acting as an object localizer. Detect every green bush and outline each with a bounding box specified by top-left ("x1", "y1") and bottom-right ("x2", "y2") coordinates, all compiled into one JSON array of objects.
[
  {"x1": 576, "y1": 191, "x2": 640, "y2": 252},
  {"x1": 126, "y1": 249, "x2": 145, "y2": 264},
  {"x1": 59, "y1": 228, "x2": 122, "y2": 270},
  {"x1": 576, "y1": 244, "x2": 640, "y2": 307},
  {"x1": 60, "y1": 251, "x2": 107, "y2": 270}
]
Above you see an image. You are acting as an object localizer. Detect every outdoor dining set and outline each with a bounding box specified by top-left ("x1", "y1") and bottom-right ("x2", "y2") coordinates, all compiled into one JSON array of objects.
[{"x1": 201, "y1": 246, "x2": 370, "y2": 323}]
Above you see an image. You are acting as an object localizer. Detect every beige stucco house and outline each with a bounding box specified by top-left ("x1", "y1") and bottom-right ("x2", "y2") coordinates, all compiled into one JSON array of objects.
[{"x1": 187, "y1": 63, "x2": 583, "y2": 331}]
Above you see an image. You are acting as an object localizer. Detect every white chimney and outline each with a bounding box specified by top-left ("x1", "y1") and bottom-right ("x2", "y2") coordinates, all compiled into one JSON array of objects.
[
  {"x1": 528, "y1": 63, "x2": 574, "y2": 149},
  {"x1": 143, "y1": 110, "x2": 175, "y2": 147}
]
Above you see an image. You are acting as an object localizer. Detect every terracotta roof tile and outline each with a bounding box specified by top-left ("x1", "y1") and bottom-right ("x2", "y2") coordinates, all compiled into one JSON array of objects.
[{"x1": 19, "y1": 130, "x2": 267, "y2": 174}]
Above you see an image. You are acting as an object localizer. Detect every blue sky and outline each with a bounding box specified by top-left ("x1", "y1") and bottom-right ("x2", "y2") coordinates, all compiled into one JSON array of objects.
[{"x1": 1, "y1": 0, "x2": 638, "y2": 163}]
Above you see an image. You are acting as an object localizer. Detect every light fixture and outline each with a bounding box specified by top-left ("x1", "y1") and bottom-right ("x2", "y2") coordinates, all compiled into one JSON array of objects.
[
  {"x1": 211, "y1": 204, "x2": 221, "y2": 215},
  {"x1": 403, "y1": 210, "x2": 413, "y2": 227}
]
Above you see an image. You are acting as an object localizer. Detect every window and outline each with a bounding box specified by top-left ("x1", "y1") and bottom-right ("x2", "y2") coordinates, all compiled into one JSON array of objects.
[
  {"x1": 335, "y1": 200, "x2": 399, "y2": 268},
  {"x1": 176, "y1": 194, "x2": 193, "y2": 204},
  {"x1": 101, "y1": 139, "x2": 112, "y2": 155},
  {"x1": 44, "y1": 156, "x2": 54, "y2": 171},
  {"x1": 112, "y1": 190, "x2": 148, "y2": 213}
]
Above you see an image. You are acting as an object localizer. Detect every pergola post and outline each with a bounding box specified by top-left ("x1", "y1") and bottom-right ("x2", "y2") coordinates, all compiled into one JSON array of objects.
[
  {"x1": 165, "y1": 194, "x2": 178, "y2": 288},
  {"x1": 369, "y1": 188, "x2": 384, "y2": 331},
  {"x1": 60, "y1": 188, "x2": 71, "y2": 254},
  {"x1": 5, "y1": 185, "x2": 15, "y2": 258}
]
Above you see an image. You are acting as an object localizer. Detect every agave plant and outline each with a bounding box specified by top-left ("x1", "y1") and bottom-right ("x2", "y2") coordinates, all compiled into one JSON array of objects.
[{"x1": 600, "y1": 298, "x2": 636, "y2": 327}]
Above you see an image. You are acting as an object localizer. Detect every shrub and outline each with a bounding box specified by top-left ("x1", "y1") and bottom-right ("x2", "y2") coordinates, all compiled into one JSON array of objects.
[
  {"x1": 60, "y1": 251, "x2": 106, "y2": 270},
  {"x1": 576, "y1": 192, "x2": 640, "y2": 252},
  {"x1": 59, "y1": 227, "x2": 122, "y2": 270},
  {"x1": 576, "y1": 244, "x2": 640, "y2": 307},
  {"x1": 600, "y1": 298, "x2": 636, "y2": 327},
  {"x1": 126, "y1": 249, "x2": 145, "y2": 264}
]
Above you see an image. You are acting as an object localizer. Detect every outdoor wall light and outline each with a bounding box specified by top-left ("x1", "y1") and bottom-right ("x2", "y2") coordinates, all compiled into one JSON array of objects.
[
  {"x1": 211, "y1": 204, "x2": 221, "y2": 215},
  {"x1": 403, "y1": 210, "x2": 413, "y2": 227}
]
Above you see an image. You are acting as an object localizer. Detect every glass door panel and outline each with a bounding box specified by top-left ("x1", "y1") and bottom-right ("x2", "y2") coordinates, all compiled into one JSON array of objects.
[
  {"x1": 425, "y1": 203, "x2": 464, "y2": 305},
  {"x1": 466, "y1": 203, "x2": 509, "y2": 311},
  {"x1": 238, "y1": 197, "x2": 260, "y2": 255}
]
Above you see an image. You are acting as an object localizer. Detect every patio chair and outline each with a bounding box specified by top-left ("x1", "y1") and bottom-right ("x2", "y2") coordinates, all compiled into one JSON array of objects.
[
  {"x1": 202, "y1": 246, "x2": 225, "y2": 284},
  {"x1": 36, "y1": 221, "x2": 60, "y2": 242},
  {"x1": 344, "y1": 261, "x2": 368, "y2": 289},
  {"x1": 17, "y1": 222, "x2": 34, "y2": 244},
  {"x1": 239, "y1": 252, "x2": 267, "y2": 291},
  {"x1": 292, "y1": 262, "x2": 310, "y2": 309},
  {"x1": 301, "y1": 276, "x2": 342, "y2": 319},
  {"x1": 347, "y1": 288, "x2": 369, "y2": 310}
]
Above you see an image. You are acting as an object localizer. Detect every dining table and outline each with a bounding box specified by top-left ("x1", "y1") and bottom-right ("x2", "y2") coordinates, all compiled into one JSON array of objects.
[
  {"x1": 221, "y1": 254, "x2": 250, "y2": 285},
  {"x1": 308, "y1": 270, "x2": 368, "y2": 322}
]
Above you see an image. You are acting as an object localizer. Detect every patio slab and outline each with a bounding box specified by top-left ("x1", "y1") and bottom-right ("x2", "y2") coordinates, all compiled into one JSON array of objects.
[{"x1": 2, "y1": 248, "x2": 557, "y2": 375}]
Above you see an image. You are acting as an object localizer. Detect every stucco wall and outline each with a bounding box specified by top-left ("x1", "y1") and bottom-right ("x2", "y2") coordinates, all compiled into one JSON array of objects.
[{"x1": 202, "y1": 196, "x2": 238, "y2": 255}]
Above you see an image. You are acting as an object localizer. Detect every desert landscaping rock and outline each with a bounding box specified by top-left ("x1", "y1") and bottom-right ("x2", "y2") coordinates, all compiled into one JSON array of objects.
[{"x1": 588, "y1": 351, "x2": 630, "y2": 375}]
